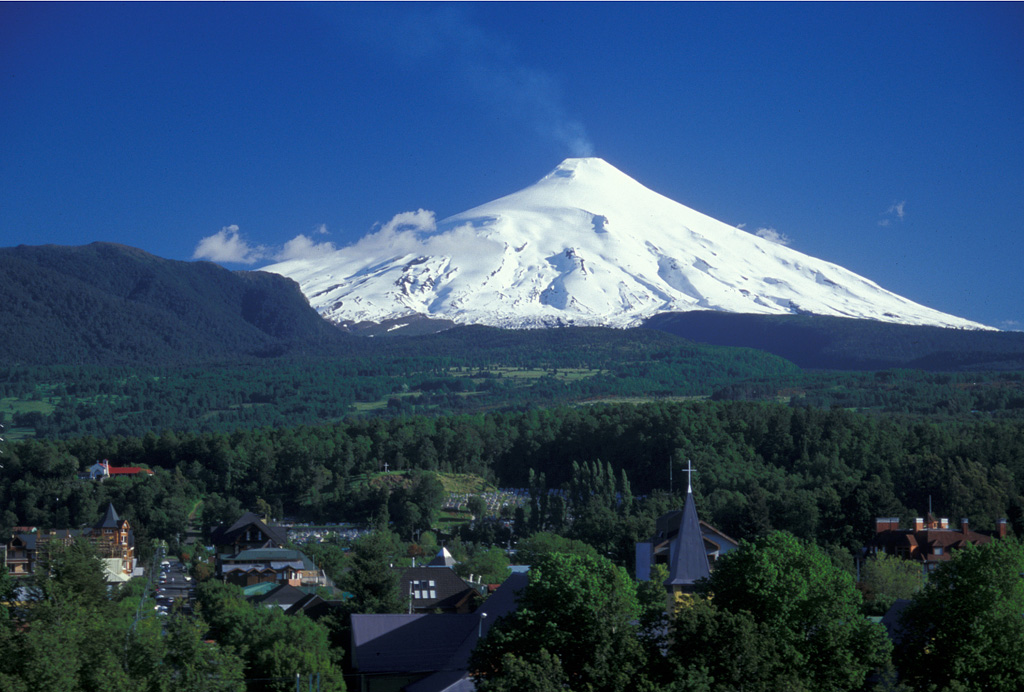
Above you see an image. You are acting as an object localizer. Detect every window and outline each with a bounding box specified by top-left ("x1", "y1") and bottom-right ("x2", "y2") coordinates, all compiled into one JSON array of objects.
[
  {"x1": 934, "y1": 546, "x2": 944, "y2": 555},
  {"x1": 430, "y1": 590, "x2": 437, "y2": 599},
  {"x1": 414, "y1": 590, "x2": 421, "y2": 599},
  {"x1": 429, "y1": 580, "x2": 436, "y2": 587}
]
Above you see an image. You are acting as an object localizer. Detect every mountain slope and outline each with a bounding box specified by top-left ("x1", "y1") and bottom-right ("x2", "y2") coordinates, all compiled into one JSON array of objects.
[
  {"x1": 264, "y1": 158, "x2": 989, "y2": 331},
  {"x1": 645, "y1": 312, "x2": 1024, "y2": 371},
  {"x1": 0, "y1": 243, "x2": 351, "y2": 365}
]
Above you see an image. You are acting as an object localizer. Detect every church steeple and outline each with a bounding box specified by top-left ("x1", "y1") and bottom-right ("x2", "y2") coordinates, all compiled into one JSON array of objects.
[{"x1": 664, "y1": 463, "x2": 710, "y2": 592}]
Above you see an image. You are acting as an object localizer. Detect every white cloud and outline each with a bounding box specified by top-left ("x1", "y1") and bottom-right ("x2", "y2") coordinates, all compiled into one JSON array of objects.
[
  {"x1": 341, "y1": 209, "x2": 439, "y2": 258},
  {"x1": 381, "y1": 209, "x2": 437, "y2": 235},
  {"x1": 278, "y1": 234, "x2": 338, "y2": 261},
  {"x1": 754, "y1": 227, "x2": 791, "y2": 246},
  {"x1": 880, "y1": 200, "x2": 906, "y2": 226},
  {"x1": 192, "y1": 225, "x2": 269, "y2": 264},
  {"x1": 999, "y1": 319, "x2": 1022, "y2": 332},
  {"x1": 340, "y1": 209, "x2": 502, "y2": 262}
]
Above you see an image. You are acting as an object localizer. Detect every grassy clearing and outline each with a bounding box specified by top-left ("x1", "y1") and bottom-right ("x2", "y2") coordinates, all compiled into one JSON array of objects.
[
  {"x1": 452, "y1": 366, "x2": 606, "y2": 382},
  {"x1": 350, "y1": 366, "x2": 605, "y2": 412},
  {"x1": 578, "y1": 394, "x2": 708, "y2": 406},
  {"x1": 436, "y1": 472, "x2": 495, "y2": 495},
  {"x1": 346, "y1": 470, "x2": 493, "y2": 495},
  {"x1": 0, "y1": 397, "x2": 57, "y2": 416}
]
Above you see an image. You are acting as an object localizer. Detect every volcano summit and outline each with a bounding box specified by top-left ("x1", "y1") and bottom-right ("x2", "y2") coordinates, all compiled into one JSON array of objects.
[{"x1": 263, "y1": 158, "x2": 988, "y2": 331}]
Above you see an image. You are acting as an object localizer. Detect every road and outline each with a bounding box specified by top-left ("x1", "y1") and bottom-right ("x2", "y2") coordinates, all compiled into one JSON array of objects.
[{"x1": 154, "y1": 557, "x2": 195, "y2": 616}]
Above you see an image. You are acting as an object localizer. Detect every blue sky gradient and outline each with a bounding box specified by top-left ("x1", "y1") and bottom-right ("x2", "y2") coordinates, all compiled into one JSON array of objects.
[{"x1": 2, "y1": 2, "x2": 1022, "y2": 328}]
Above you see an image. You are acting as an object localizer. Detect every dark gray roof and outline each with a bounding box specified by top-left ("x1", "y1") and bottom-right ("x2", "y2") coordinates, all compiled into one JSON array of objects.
[
  {"x1": 97, "y1": 503, "x2": 121, "y2": 529},
  {"x1": 405, "y1": 572, "x2": 529, "y2": 692},
  {"x1": 399, "y1": 566, "x2": 477, "y2": 612},
  {"x1": 253, "y1": 583, "x2": 318, "y2": 609},
  {"x1": 11, "y1": 533, "x2": 37, "y2": 550},
  {"x1": 283, "y1": 594, "x2": 346, "y2": 619},
  {"x1": 351, "y1": 572, "x2": 529, "y2": 686},
  {"x1": 211, "y1": 512, "x2": 288, "y2": 549},
  {"x1": 665, "y1": 490, "x2": 710, "y2": 587},
  {"x1": 351, "y1": 614, "x2": 478, "y2": 673}
]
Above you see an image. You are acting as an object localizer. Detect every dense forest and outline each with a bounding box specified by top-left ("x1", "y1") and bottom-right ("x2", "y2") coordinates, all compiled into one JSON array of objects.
[
  {"x1": 3, "y1": 400, "x2": 1022, "y2": 560},
  {"x1": 4, "y1": 340, "x2": 1024, "y2": 441}
]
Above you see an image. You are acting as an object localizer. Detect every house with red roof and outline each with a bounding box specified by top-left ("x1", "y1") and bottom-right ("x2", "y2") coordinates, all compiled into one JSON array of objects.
[
  {"x1": 85, "y1": 459, "x2": 154, "y2": 481},
  {"x1": 868, "y1": 512, "x2": 1008, "y2": 573}
]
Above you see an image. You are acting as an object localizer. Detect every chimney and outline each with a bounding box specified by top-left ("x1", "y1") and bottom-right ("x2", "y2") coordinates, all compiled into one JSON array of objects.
[
  {"x1": 940, "y1": 518, "x2": 949, "y2": 530},
  {"x1": 961, "y1": 518, "x2": 970, "y2": 535},
  {"x1": 914, "y1": 517, "x2": 924, "y2": 531},
  {"x1": 998, "y1": 518, "x2": 1007, "y2": 538},
  {"x1": 875, "y1": 518, "x2": 893, "y2": 534}
]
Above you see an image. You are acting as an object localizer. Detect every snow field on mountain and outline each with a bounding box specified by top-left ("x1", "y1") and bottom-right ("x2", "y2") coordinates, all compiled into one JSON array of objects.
[{"x1": 264, "y1": 158, "x2": 989, "y2": 330}]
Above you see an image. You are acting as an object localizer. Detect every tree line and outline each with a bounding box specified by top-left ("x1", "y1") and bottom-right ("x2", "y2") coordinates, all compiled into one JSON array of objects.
[{"x1": 3, "y1": 399, "x2": 1023, "y2": 564}]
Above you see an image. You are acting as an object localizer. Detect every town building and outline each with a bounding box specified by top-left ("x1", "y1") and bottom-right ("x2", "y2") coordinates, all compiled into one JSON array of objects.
[
  {"x1": 82, "y1": 459, "x2": 154, "y2": 481},
  {"x1": 868, "y1": 513, "x2": 1008, "y2": 573},
  {"x1": 3, "y1": 503, "x2": 136, "y2": 582},
  {"x1": 349, "y1": 572, "x2": 527, "y2": 692},
  {"x1": 210, "y1": 511, "x2": 323, "y2": 587},
  {"x1": 635, "y1": 473, "x2": 739, "y2": 595}
]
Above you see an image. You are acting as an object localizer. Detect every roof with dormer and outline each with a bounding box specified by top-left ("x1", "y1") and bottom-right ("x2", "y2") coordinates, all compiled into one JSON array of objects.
[{"x1": 398, "y1": 566, "x2": 477, "y2": 612}]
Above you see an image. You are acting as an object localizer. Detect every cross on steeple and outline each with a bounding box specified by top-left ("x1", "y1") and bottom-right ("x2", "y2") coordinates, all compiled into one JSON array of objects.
[{"x1": 686, "y1": 459, "x2": 694, "y2": 494}]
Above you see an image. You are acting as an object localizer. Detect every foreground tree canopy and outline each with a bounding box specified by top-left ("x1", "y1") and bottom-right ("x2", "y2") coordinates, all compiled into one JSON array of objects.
[
  {"x1": 896, "y1": 538, "x2": 1024, "y2": 692},
  {"x1": 471, "y1": 552, "x2": 643, "y2": 692},
  {"x1": 676, "y1": 531, "x2": 892, "y2": 692}
]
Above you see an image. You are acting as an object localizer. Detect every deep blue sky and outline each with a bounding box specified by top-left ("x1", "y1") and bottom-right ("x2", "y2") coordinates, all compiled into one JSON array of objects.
[{"x1": 2, "y1": 2, "x2": 1022, "y2": 329}]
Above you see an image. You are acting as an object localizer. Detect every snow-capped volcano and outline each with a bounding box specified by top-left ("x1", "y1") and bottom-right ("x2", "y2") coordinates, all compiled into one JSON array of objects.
[{"x1": 263, "y1": 158, "x2": 989, "y2": 330}]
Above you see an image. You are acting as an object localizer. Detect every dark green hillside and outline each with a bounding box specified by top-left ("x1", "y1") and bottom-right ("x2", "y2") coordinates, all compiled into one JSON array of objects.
[
  {"x1": 0, "y1": 242, "x2": 353, "y2": 365},
  {"x1": 645, "y1": 311, "x2": 1024, "y2": 371}
]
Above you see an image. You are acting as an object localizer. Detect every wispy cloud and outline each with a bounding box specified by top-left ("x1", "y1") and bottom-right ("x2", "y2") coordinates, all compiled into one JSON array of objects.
[
  {"x1": 754, "y1": 226, "x2": 791, "y2": 246},
  {"x1": 384, "y1": 7, "x2": 594, "y2": 157},
  {"x1": 1000, "y1": 319, "x2": 1022, "y2": 332},
  {"x1": 879, "y1": 200, "x2": 906, "y2": 227}
]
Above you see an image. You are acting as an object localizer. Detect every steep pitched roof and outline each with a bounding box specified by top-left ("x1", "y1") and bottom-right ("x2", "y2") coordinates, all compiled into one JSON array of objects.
[
  {"x1": 428, "y1": 546, "x2": 457, "y2": 567},
  {"x1": 664, "y1": 488, "x2": 710, "y2": 588},
  {"x1": 97, "y1": 503, "x2": 121, "y2": 529},
  {"x1": 211, "y1": 511, "x2": 288, "y2": 548}
]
